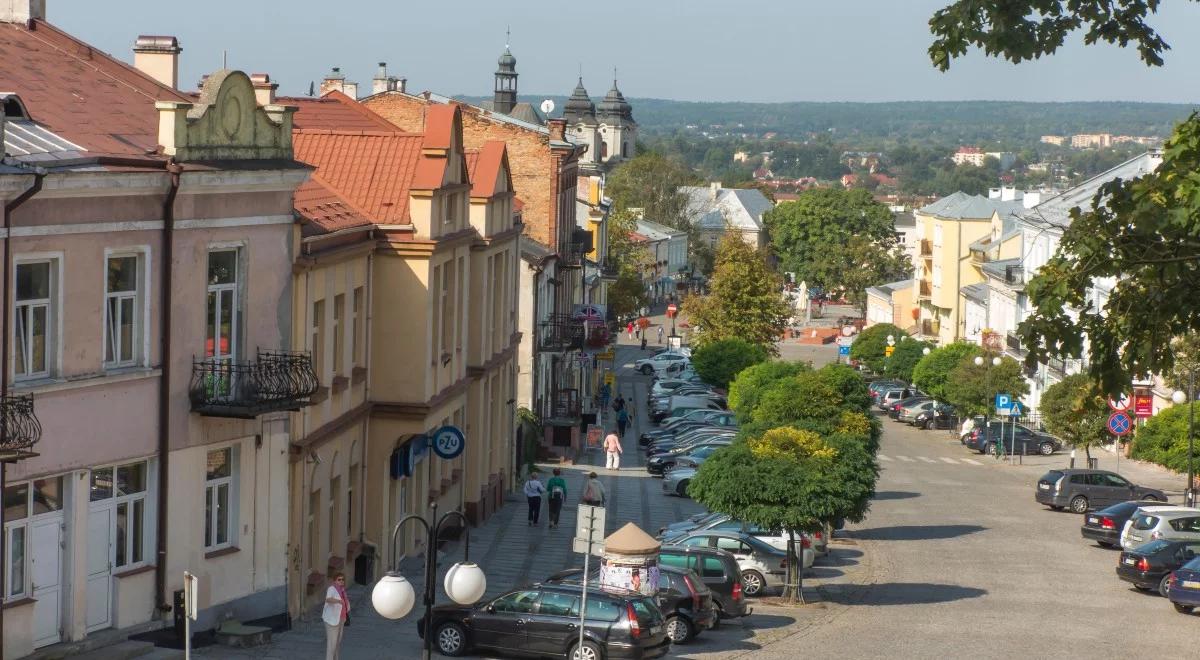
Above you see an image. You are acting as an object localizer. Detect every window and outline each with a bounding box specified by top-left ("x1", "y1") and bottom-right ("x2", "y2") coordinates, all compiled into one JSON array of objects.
[
  {"x1": 352, "y1": 287, "x2": 363, "y2": 367},
  {"x1": 537, "y1": 592, "x2": 577, "y2": 617},
  {"x1": 1102, "y1": 474, "x2": 1130, "y2": 488},
  {"x1": 680, "y1": 535, "x2": 709, "y2": 548},
  {"x1": 328, "y1": 476, "x2": 340, "y2": 554},
  {"x1": 698, "y1": 557, "x2": 727, "y2": 579},
  {"x1": 570, "y1": 596, "x2": 621, "y2": 622},
  {"x1": 715, "y1": 537, "x2": 750, "y2": 554},
  {"x1": 659, "y1": 553, "x2": 688, "y2": 570},
  {"x1": 14, "y1": 261, "x2": 53, "y2": 379},
  {"x1": 104, "y1": 255, "x2": 142, "y2": 368},
  {"x1": 205, "y1": 448, "x2": 235, "y2": 550},
  {"x1": 1171, "y1": 517, "x2": 1200, "y2": 533},
  {"x1": 312, "y1": 300, "x2": 325, "y2": 378},
  {"x1": 933, "y1": 224, "x2": 944, "y2": 248},
  {"x1": 206, "y1": 250, "x2": 240, "y2": 361},
  {"x1": 112, "y1": 463, "x2": 147, "y2": 568},
  {"x1": 333, "y1": 294, "x2": 344, "y2": 375},
  {"x1": 492, "y1": 590, "x2": 539, "y2": 613},
  {"x1": 5, "y1": 476, "x2": 65, "y2": 600}
]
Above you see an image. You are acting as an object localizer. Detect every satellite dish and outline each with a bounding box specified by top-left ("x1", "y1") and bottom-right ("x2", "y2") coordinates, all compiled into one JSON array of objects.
[{"x1": 540, "y1": 99, "x2": 555, "y2": 115}]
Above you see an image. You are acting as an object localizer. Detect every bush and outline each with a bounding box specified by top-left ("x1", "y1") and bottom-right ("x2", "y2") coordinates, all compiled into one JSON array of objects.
[
  {"x1": 912, "y1": 342, "x2": 981, "y2": 401},
  {"x1": 728, "y1": 360, "x2": 810, "y2": 423},
  {"x1": 1131, "y1": 404, "x2": 1195, "y2": 473},
  {"x1": 850, "y1": 323, "x2": 906, "y2": 372},
  {"x1": 690, "y1": 338, "x2": 770, "y2": 389}
]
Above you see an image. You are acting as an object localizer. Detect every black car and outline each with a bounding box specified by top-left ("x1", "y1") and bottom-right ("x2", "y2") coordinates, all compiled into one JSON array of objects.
[
  {"x1": 646, "y1": 441, "x2": 731, "y2": 475},
  {"x1": 1081, "y1": 500, "x2": 1146, "y2": 548},
  {"x1": 547, "y1": 564, "x2": 717, "y2": 644},
  {"x1": 1117, "y1": 539, "x2": 1200, "y2": 597},
  {"x1": 658, "y1": 545, "x2": 751, "y2": 621},
  {"x1": 417, "y1": 583, "x2": 669, "y2": 659},
  {"x1": 965, "y1": 420, "x2": 1061, "y2": 455},
  {"x1": 913, "y1": 403, "x2": 956, "y2": 430}
]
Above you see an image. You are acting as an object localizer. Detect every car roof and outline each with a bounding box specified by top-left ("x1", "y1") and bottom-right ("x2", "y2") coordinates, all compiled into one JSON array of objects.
[
  {"x1": 533, "y1": 581, "x2": 644, "y2": 599},
  {"x1": 1135, "y1": 506, "x2": 1199, "y2": 515}
]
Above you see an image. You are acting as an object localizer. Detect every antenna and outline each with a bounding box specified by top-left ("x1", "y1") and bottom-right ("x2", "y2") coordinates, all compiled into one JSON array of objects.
[
  {"x1": 222, "y1": 50, "x2": 227, "y2": 69},
  {"x1": 540, "y1": 99, "x2": 555, "y2": 115}
]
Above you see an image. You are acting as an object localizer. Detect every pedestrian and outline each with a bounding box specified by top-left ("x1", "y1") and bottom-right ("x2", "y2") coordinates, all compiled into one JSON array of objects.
[
  {"x1": 613, "y1": 394, "x2": 625, "y2": 413},
  {"x1": 523, "y1": 470, "x2": 545, "y2": 526},
  {"x1": 546, "y1": 468, "x2": 567, "y2": 528},
  {"x1": 604, "y1": 430, "x2": 623, "y2": 470},
  {"x1": 640, "y1": 336, "x2": 648, "y2": 350},
  {"x1": 616, "y1": 407, "x2": 629, "y2": 438},
  {"x1": 323, "y1": 572, "x2": 350, "y2": 660},
  {"x1": 582, "y1": 471, "x2": 607, "y2": 506},
  {"x1": 599, "y1": 382, "x2": 611, "y2": 410},
  {"x1": 657, "y1": 326, "x2": 664, "y2": 344},
  {"x1": 627, "y1": 321, "x2": 634, "y2": 339}
]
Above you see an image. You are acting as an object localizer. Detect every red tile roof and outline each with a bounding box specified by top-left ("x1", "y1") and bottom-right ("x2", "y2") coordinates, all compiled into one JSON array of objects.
[
  {"x1": 293, "y1": 129, "x2": 423, "y2": 224},
  {"x1": 287, "y1": 91, "x2": 399, "y2": 132},
  {"x1": 294, "y1": 176, "x2": 372, "y2": 235},
  {"x1": 422, "y1": 104, "x2": 456, "y2": 150},
  {"x1": 0, "y1": 19, "x2": 190, "y2": 157},
  {"x1": 467, "y1": 141, "x2": 507, "y2": 198}
]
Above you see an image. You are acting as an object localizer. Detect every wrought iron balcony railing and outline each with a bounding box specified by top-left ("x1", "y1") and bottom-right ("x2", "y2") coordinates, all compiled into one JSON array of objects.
[
  {"x1": 0, "y1": 394, "x2": 41, "y2": 453},
  {"x1": 538, "y1": 314, "x2": 584, "y2": 352},
  {"x1": 599, "y1": 256, "x2": 620, "y2": 279},
  {"x1": 189, "y1": 349, "x2": 319, "y2": 419},
  {"x1": 551, "y1": 388, "x2": 580, "y2": 420},
  {"x1": 1006, "y1": 332, "x2": 1025, "y2": 355}
]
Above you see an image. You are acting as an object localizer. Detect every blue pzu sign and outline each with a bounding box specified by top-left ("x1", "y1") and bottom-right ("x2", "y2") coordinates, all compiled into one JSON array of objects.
[
  {"x1": 431, "y1": 425, "x2": 466, "y2": 460},
  {"x1": 838, "y1": 345, "x2": 850, "y2": 356}
]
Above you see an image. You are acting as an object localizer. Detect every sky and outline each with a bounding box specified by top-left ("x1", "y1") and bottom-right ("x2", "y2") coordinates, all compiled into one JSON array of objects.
[{"x1": 50, "y1": 0, "x2": 1200, "y2": 105}]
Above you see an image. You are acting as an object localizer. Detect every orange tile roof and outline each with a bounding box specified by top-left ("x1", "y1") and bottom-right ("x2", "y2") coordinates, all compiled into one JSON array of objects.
[
  {"x1": 294, "y1": 176, "x2": 372, "y2": 235},
  {"x1": 422, "y1": 104, "x2": 456, "y2": 150},
  {"x1": 287, "y1": 91, "x2": 400, "y2": 132},
  {"x1": 293, "y1": 129, "x2": 423, "y2": 224},
  {"x1": 0, "y1": 19, "x2": 191, "y2": 157},
  {"x1": 468, "y1": 141, "x2": 507, "y2": 198}
]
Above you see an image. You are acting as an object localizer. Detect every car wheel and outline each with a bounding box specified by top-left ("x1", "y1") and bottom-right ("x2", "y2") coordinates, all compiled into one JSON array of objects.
[
  {"x1": 925, "y1": 419, "x2": 936, "y2": 430},
  {"x1": 1174, "y1": 603, "x2": 1194, "y2": 613},
  {"x1": 1070, "y1": 495, "x2": 1089, "y2": 514},
  {"x1": 571, "y1": 640, "x2": 603, "y2": 660},
  {"x1": 1142, "y1": 494, "x2": 1164, "y2": 503},
  {"x1": 434, "y1": 622, "x2": 468, "y2": 657},
  {"x1": 1039, "y1": 442, "x2": 1055, "y2": 456},
  {"x1": 1159, "y1": 574, "x2": 1173, "y2": 597},
  {"x1": 978, "y1": 443, "x2": 989, "y2": 455},
  {"x1": 640, "y1": 365, "x2": 654, "y2": 375},
  {"x1": 1097, "y1": 541, "x2": 1114, "y2": 548},
  {"x1": 665, "y1": 614, "x2": 695, "y2": 644},
  {"x1": 676, "y1": 480, "x2": 690, "y2": 497},
  {"x1": 741, "y1": 570, "x2": 766, "y2": 597}
]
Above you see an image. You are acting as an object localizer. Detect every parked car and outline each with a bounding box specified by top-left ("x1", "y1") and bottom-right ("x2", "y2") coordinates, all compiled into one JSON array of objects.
[
  {"x1": 876, "y1": 387, "x2": 917, "y2": 411},
  {"x1": 652, "y1": 395, "x2": 727, "y2": 424},
  {"x1": 672, "y1": 444, "x2": 728, "y2": 470},
  {"x1": 966, "y1": 421, "x2": 1061, "y2": 455},
  {"x1": 416, "y1": 583, "x2": 669, "y2": 659},
  {"x1": 655, "y1": 513, "x2": 815, "y2": 570},
  {"x1": 647, "y1": 439, "x2": 732, "y2": 475},
  {"x1": 546, "y1": 564, "x2": 717, "y2": 644},
  {"x1": 635, "y1": 352, "x2": 689, "y2": 376},
  {"x1": 1120, "y1": 506, "x2": 1200, "y2": 550},
  {"x1": 897, "y1": 399, "x2": 938, "y2": 424},
  {"x1": 913, "y1": 403, "x2": 956, "y2": 430},
  {"x1": 1036, "y1": 469, "x2": 1167, "y2": 513},
  {"x1": 868, "y1": 380, "x2": 904, "y2": 402},
  {"x1": 888, "y1": 396, "x2": 931, "y2": 420},
  {"x1": 661, "y1": 530, "x2": 788, "y2": 597},
  {"x1": 662, "y1": 466, "x2": 698, "y2": 497},
  {"x1": 1116, "y1": 539, "x2": 1200, "y2": 596},
  {"x1": 1167, "y1": 556, "x2": 1200, "y2": 612},
  {"x1": 640, "y1": 412, "x2": 737, "y2": 446},
  {"x1": 646, "y1": 428, "x2": 736, "y2": 457},
  {"x1": 658, "y1": 545, "x2": 751, "y2": 620},
  {"x1": 1081, "y1": 500, "x2": 1147, "y2": 548}
]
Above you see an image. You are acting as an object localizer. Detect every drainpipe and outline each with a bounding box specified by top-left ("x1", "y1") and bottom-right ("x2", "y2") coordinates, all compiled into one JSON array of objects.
[
  {"x1": 1, "y1": 168, "x2": 44, "y2": 658},
  {"x1": 155, "y1": 161, "x2": 182, "y2": 615}
]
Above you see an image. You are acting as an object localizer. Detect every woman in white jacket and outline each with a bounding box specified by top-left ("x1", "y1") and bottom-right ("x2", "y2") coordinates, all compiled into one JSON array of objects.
[{"x1": 323, "y1": 573, "x2": 350, "y2": 659}]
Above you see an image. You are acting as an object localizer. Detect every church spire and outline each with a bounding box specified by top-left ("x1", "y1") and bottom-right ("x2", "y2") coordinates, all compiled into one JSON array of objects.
[{"x1": 493, "y1": 30, "x2": 518, "y2": 114}]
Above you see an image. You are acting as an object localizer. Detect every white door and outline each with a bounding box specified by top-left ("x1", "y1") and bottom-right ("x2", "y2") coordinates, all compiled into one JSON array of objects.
[
  {"x1": 31, "y1": 516, "x2": 63, "y2": 647},
  {"x1": 85, "y1": 507, "x2": 113, "y2": 632}
]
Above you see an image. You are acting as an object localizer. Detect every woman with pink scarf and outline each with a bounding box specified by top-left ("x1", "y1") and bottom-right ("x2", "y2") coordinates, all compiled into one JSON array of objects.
[{"x1": 323, "y1": 573, "x2": 350, "y2": 659}]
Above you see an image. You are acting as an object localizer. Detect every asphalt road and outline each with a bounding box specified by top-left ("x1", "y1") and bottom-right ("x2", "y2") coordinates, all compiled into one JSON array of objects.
[{"x1": 758, "y1": 413, "x2": 1194, "y2": 659}]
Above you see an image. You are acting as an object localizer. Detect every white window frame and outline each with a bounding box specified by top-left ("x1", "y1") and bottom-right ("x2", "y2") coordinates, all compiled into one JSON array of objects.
[
  {"x1": 103, "y1": 248, "x2": 149, "y2": 369},
  {"x1": 12, "y1": 254, "x2": 62, "y2": 381},
  {"x1": 90, "y1": 461, "x2": 153, "y2": 570},
  {"x1": 4, "y1": 474, "x2": 69, "y2": 601},
  {"x1": 204, "y1": 446, "x2": 238, "y2": 551},
  {"x1": 205, "y1": 247, "x2": 242, "y2": 363}
]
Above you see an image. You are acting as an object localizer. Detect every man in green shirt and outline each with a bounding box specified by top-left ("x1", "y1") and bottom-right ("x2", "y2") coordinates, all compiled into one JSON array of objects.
[{"x1": 546, "y1": 468, "x2": 568, "y2": 529}]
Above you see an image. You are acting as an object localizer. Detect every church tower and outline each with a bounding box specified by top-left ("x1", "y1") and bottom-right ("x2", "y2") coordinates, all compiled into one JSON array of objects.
[
  {"x1": 493, "y1": 39, "x2": 518, "y2": 115},
  {"x1": 596, "y1": 77, "x2": 636, "y2": 166},
  {"x1": 563, "y1": 77, "x2": 600, "y2": 169}
]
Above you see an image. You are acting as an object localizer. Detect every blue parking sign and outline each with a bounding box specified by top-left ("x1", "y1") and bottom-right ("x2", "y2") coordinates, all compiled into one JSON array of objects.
[
  {"x1": 838, "y1": 345, "x2": 850, "y2": 356},
  {"x1": 994, "y1": 394, "x2": 1011, "y2": 409}
]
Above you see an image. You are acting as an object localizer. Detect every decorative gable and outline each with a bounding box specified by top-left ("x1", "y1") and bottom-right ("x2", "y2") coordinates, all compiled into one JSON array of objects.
[{"x1": 157, "y1": 69, "x2": 296, "y2": 162}]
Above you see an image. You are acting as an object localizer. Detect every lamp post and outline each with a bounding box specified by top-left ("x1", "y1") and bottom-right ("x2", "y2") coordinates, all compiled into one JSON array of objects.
[
  {"x1": 974, "y1": 355, "x2": 1003, "y2": 455},
  {"x1": 372, "y1": 503, "x2": 487, "y2": 660},
  {"x1": 1173, "y1": 375, "x2": 1196, "y2": 507}
]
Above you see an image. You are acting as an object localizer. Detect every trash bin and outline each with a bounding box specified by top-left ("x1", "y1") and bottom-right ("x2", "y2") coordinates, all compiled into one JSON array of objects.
[{"x1": 354, "y1": 544, "x2": 376, "y2": 585}]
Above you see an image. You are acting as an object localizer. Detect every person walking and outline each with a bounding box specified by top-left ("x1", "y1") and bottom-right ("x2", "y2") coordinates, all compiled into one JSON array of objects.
[
  {"x1": 612, "y1": 394, "x2": 625, "y2": 414},
  {"x1": 523, "y1": 471, "x2": 545, "y2": 526},
  {"x1": 546, "y1": 468, "x2": 567, "y2": 528},
  {"x1": 657, "y1": 326, "x2": 664, "y2": 344},
  {"x1": 323, "y1": 573, "x2": 350, "y2": 660},
  {"x1": 616, "y1": 407, "x2": 629, "y2": 438},
  {"x1": 604, "y1": 430, "x2": 624, "y2": 470},
  {"x1": 627, "y1": 321, "x2": 634, "y2": 339},
  {"x1": 582, "y1": 471, "x2": 607, "y2": 506}
]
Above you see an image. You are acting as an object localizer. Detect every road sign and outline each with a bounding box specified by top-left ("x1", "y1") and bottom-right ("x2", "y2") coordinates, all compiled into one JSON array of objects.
[
  {"x1": 838, "y1": 345, "x2": 850, "y2": 356},
  {"x1": 995, "y1": 394, "x2": 1011, "y2": 409},
  {"x1": 603, "y1": 372, "x2": 615, "y2": 386},
  {"x1": 667, "y1": 303, "x2": 677, "y2": 318},
  {"x1": 884, "y1": 346, "x2": 895, "y2": 357},
  {"x1": 1134, "y1": 393, "x2": 1154, "y2": 418},
  {"x1": 1108, "y1": 394, "x2": 1131, "y2": 412},
  {"x1": 431, "y1": 425, "x2": 466, "y2": 460},
  {"x1": 596, "y1": 351, "x2": 615, "y2": 361},
  {"x1": 1107, "y1": 411, "x2": 1133, "y2": 436}
]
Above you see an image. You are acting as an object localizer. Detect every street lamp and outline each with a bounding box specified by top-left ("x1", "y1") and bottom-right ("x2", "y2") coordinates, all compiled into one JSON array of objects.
[
  {"x1": 1173, "y1": 377, "x2": 1196, "y2": 507},
  {"x1": 974, "y1": 355, "x2": 1004, "y2": 455},
  {"x1": 372, "y1": 503, "x2": 487, "y2": 660},
  {"x1": 922, "y1": 347, "x2": 931, "y2": 356}
]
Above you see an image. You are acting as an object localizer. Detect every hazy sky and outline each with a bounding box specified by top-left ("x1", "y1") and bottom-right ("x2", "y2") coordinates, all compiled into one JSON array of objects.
[{"x1": 51, "y1": 0, "x2": 1200, "y2": 104}]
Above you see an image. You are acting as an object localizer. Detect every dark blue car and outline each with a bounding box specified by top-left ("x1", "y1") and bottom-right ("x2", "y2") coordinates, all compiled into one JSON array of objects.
[{"x1": 1168, "y1": 556, "x2": 1200, "y2": 613}]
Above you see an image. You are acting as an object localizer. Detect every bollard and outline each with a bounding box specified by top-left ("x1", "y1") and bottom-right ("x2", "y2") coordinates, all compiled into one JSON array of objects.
[{"x1": 1070, "y1": 449, "x2": 1076, "y2": 469}]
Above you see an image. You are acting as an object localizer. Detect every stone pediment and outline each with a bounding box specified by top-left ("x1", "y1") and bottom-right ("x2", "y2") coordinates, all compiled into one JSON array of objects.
[{"x1": 157, "y1": 69, "x2": 296, "y2": 162}]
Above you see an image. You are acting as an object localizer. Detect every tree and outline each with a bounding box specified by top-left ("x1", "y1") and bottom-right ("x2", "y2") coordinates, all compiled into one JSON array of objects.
[
  {"x1": 605, "y1": 207, "x2": 651, "y2": 320},
  {"x1": 764, "y1": 189, "x2": 910, "y2": 309},
  {"x1": 886, "y1": 339, "x2": 935, "y2": 382},
  {"x1": 944, "y1": 356, "x2": 1030, "y2": 419},
  {"x1": 926, "y1": 1, "x2": 1200, "y2": 396},
  {"x1": 1039, "y1": 374, "x2": 1110, "y2": 460},
  {"x1": 728, "y1": 360, "x2": 810, "y2": 423},
  {"x1": 849, "y1": 323, "x2": 906, "y2": 373},
  {"x1": 1130, "y1": 402, "x2": 1197, "y2": 473},
  {"x1": 607, "y1": 267, "x2": 648, "y2": 321},
  {"x1": 606, "y1": 151, "x2": 701, "y2": 233},
  {"x1": 912, "y1": 342, "x2": 982, "y2": 401},
  {"x1": 689, "y1": 338, "x2": 770, "y2": 389},
  {"x1": 683, "y1": 233, "x2": 791, "y2": 352}
]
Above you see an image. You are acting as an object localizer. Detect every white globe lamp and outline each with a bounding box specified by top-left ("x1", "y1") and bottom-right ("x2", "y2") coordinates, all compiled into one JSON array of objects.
[
  {"x1": 444, "y1": 562, "x2": 488, "y2": 605},
  {"x1": 372, "y1": 573, "x2": 416, "y2": 620},
  {"x1": 922, "y1": 347, "x2": 931, "y2": 356},
  {"x1": 992, "y1": 357, "x2": 1002, "y2": 367},
  {"x1": 886, "y1": 334, "x2": 895, "y2": 346},
  {"x1": 974, "y1": 356, "x2": 984, "y2": 366},
  {"x1": 1173, "y1": 390, "x2": 1188, "y2": 405}
]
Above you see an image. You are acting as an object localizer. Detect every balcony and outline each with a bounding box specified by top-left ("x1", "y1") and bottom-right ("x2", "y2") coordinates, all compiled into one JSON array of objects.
[
  {"x1": 599, "y1": 256, "x2": 620, "y2": 280},
  {"x1": 538, "y1": 313, "x2": 584, "y2": 352},
  {"x1": 551, "y1": 388, "x2": 580, "y2": 420},
  {"x1": 920, "y1": 239, "x2": 933, "y2": 258},
  {"x1": 1006, "y1": 332, "x2": 1025, "y2": 355},
  {"x1": 561, "y1": 229, "x2": 594, "y2": 270},
  {"x1": 918, "y1": 279, "x2": 932, "y2": 299},
  {"x1": 0, "y1": 394, "x2": 41, "y2": 454},
  {"x1": 189, "y1": 350, "x2": 319, "y2": 419}
]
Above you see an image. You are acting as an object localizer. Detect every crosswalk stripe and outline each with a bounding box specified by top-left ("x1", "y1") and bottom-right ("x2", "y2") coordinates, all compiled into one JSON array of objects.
[
  {"x1": 877, "y1": 454, "x2": 893, "y2": 461},
  {"x1": 939, "y1": 457, "x2": 958, "y2": 464},
  {"x1": 962, "y1": 458, "x2": 982, "y2": 465},
  {"x1": 918, "y1": 456, "x2": 938, "y2": 463},
  {"x1": 896, "y1": 455, "x2": 915, "y2": 462}
]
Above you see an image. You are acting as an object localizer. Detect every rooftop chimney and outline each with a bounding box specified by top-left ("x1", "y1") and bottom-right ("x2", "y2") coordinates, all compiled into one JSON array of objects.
[
  {"x1": 547, "y1": 118, "x2": 566, "y2": 142},
  {"x1": 372, "y1": 62, "x2": 390, "y2": 95},
  {"x1": 0, "y1": 0, "x2": 45, "y2": 24},
  {"x1": 710, "y1": 181, "x2": 722, "y2": 200},
  {"x1": 133, "y1": 35, "x2": 182, "y2": 89},
  {"x1": 250, "y1": 73, "x2": 277, "y2": 106},
  {"x1": 1022, "y1": 191, "x2": 1041, "y2": 209},
  {"x1": 1000, "y1": 186, "x2": 1018, "y2": 202}
]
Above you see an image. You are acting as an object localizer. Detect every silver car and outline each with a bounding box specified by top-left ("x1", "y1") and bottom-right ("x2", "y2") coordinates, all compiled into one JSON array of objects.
[
  {"x1": 897, "y1": 399, "x2": 938, "y2": 424},
  {"x1": 662, "y1": 466, "x2": 697, "y2": 497},
  {"x1": 663, "y1": 530, "x2": 788, "y2": 597},
  {"x1": 1120, "y1": 506, "x2": 1200, "y2": 549}
]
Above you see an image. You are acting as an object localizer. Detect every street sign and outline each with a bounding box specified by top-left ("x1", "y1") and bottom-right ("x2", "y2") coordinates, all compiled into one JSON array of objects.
[
  {"x1": 596, "y1": 351, "x2": 615, "y2": 361},
  {"x1": 836, "y1": 336, "x2": 854, "y2": 347},
  {"x1": 668, "y1": 336, "x2": 682, "y2": 350},
  {"x1": 995, "y1": 394, "x2": 1011, "y2": 409},
  {"x1": 1108, "y1": 394, "x2": 1131, "y2": 412},
  {"x1": 1134, "y1": 393, "x2": 1154, "y2": 418},
  {"x1": 838, "y1": 345, "x2": 850, "y2": 356},
  {"x1": 572, "y1": 536, "x2": 606, "y2": 556},
  {"x1": 667, "y1": 303, "x2": 677, "y2": 318},
  {"x1": 431, "y1": 425, "x2": 466, "y2": 460},
  {"x1": 576, "y1": 504, "x2": 606, "y2": 542},
  {"x1": 1107, "y1": 411, "x2": 1133, "y2": 436},
  {"x1": 603, "y1": 372, "x2": 615, "y2": 386},
  {"x1": 884, "y1": 346, "x2": 895, "y2": 357}
]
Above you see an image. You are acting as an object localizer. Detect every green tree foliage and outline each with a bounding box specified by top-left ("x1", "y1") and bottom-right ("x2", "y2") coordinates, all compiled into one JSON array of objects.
[
  {"x1": 912, "y1": 342, "x2": 982, "y2": 401},
  {"x1": 728, "y1": 360, "x2": 810, "y2": 423},
  {"x1": 746, "y1": 366, "x2": 880, "y2": 452},
  {"x1": 1130, "y1": 403, "x2": 1198, "y2": 473},
  {"x1": 689, "y1": 338, "x2": 770, "y2": 389},
  {"x1": 1039, "y1": 374, "x2": 1110, "y2": 459},
  {"x1": 605, "y1": 207, "x2": 652, "y2": 320},
  {"x1": 607, "y1": 268, "x2": 648, "y2": 321},
  {"x1": 683, "y1": 233, "x2": 791, "y2": 352},
  {"x1": 944, "y1": 356, "x2": 1030, "y2": 418},
  {"x1": 605, "y1": 152, "x2": 700, "y2": 233},
  {"x1": 765, "y1": 189, "x2": 910, "y2": 309},
  {"x1": 886, "y1": 340, "x2": 935, "y2": 382},
  {"x1": 849, "y1": 323, "x2": 906, "y2": 373}
]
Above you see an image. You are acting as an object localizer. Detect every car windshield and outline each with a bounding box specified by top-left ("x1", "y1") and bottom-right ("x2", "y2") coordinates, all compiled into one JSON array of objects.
[
  {"x1": 1135, "y1": 539, "x2": 1174, "y2": 555},
  {"x1": 1183, "y1": 556, "x2": 1200, "y2": 571},
  {"x1": 630, "y1": 597, "x2": 664, "y2": 626},
  {"x1": 1040, "y1": 470, "x2": 1064, "y2": 483},
  {"x1": 1132, "y1": 514, "x2": 1161, "y2": 531}
]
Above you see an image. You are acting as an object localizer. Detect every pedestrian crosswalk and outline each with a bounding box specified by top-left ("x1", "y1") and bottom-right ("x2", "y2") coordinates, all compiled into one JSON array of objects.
[{"x1": 878, "y1": 453, "x2": 987, "y2": 466}]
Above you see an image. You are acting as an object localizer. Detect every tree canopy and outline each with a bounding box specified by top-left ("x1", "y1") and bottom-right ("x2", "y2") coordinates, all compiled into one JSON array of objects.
[
  {"x1": 728, "y1": 360, "x2": 810, "y2": 423},
  {"x1": 1131, "y1": 402, "x2": 1199, "y2": 473},
  {"x1": 689, "y1": 338, "x2": 770, "y2": 390},
  {"x1": 605, "y1": 207, "x2": 651, "y2": 320},
  {"x1": 912, "y1": 342, "x2": 982, "y2": 401},
  {"x1": 944, "y1": 355, "x2": 1030, "y2": 418},
  {"x1": 683, "y1": 232, "x2": 792, "y2": 352},
  {"x1": 886, "y1": 339, "x2": 934, "y2": 383},
  {"x1": 605, "y1": 152, "x2": 700, "y2": 231},
  {"x1": 850, "y1": 323, "x2": 907, "y2": 373},
  {"x1": 1039, "y1": 374, "x2": 1110, "y2": 459}
]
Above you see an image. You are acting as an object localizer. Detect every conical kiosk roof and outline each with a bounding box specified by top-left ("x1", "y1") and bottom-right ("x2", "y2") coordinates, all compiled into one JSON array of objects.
[{"x1": 605, "y1": 522, "x2": 660, "y2": 555}]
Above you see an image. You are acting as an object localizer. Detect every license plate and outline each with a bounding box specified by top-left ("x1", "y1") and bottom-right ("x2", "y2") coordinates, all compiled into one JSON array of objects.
[
  {"x1": 1087, "y1": 516, "x2": 1099, "y2": 525},
  {"x1": 1038, "y1": 483, "x2": 1050, "y2": 490},
  {"x1": 1184, "y1": 580, "x2": 1200, "y2": 589},
  {"x1": 1123, "y1": 557, "x2": 1137, "y2": 565}
]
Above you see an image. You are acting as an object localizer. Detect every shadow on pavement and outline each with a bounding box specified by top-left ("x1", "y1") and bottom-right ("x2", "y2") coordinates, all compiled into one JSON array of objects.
[
  {"x1": 847, "y1": 524, "x2": 986, "y2": 541},
  {"x1": 672, "y1": 612, "x2": 800, "y2": 657},
  {"x1": 806, "y1": 566, "x2": 844, "y2": 580},
  {"x1": 823, "y1": 582, "x2": 987, "y2": 606},
  {"x1": 872, "y1": 490, "x2": 921, "y2": 501},
  {"x1": 821, "y1": 547, "x2": 862, "y2": 568}
]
